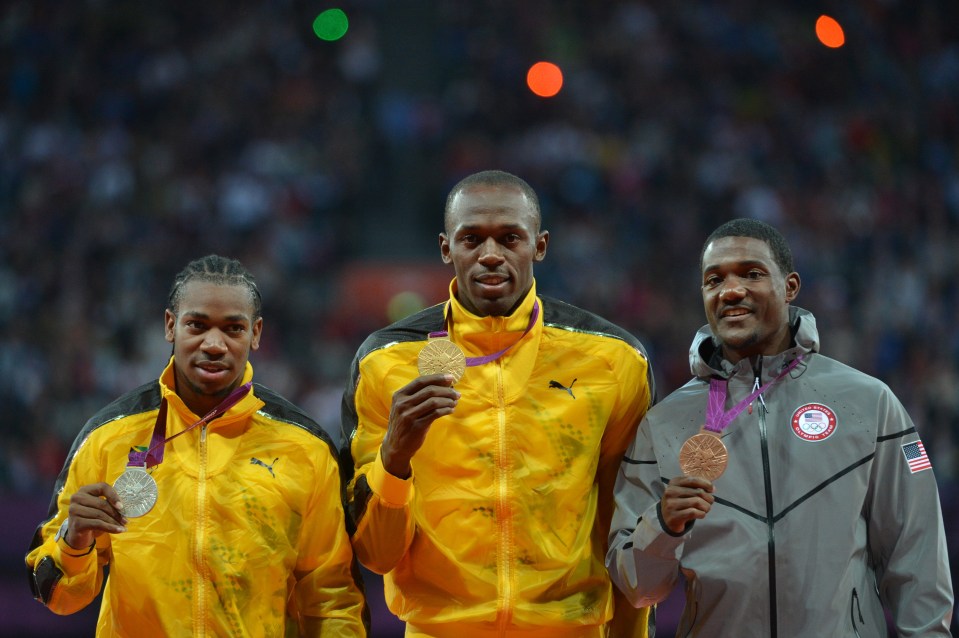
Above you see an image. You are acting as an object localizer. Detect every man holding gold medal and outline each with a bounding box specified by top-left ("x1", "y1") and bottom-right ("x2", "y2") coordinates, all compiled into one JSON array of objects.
[
  {"x1": 26, "y1": 255, "x2": 368, "y2": 636},
  {"x1": 606, "y1": 219, "x2": 953, "y2": 636},
  {"x1": 342, "y1": 170, "x2": 656, "y2": 637}
]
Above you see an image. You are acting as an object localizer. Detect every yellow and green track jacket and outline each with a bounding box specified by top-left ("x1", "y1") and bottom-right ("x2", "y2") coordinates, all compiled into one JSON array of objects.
[
  {"x1": 26, "y1": 359, "x2": 368, "y2": 637},
  {"x1": 342, "y1": 281, "x2": 655, "y2": 637}
]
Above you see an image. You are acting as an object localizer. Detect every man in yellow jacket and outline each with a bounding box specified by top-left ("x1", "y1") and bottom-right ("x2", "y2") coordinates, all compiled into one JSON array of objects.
[
  {"x1": 26, "y1": 255, "x2": 368, "y2": 637},
  {"x1": 342, "y1": 170, "x2": 655, "y2": 637}
]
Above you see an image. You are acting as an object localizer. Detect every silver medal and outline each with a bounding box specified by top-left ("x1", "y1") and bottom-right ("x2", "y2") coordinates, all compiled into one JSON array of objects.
[{"x1": 113, "y1": 466, "x2": 158, "y2": 518}]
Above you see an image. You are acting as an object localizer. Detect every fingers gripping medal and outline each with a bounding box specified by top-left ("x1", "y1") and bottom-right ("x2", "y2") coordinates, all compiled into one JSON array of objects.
[
  {"x1": 680, "y1": 357, "x2": 804, "y2": 481},
  {"x1": 114, "y1": 382, "x2": 253, "y2": 518}
]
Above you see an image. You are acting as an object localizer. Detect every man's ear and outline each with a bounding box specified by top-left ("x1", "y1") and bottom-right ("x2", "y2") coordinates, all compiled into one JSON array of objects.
[
  {"x1": 439, "y1": 232, "x2": 452, "y2": 264},
  {"x1": 164, "y1": 309, "x2": 176, "y2": 343},
  {"x1": 250, "y1": 317, "x2": 263, "y2": 351},
  {"x1": 533, "y1": 230, "x2": 549, "y2": 263},
  {"x1": 784, "y1": 271, "x2": 801, "y2": 303}
]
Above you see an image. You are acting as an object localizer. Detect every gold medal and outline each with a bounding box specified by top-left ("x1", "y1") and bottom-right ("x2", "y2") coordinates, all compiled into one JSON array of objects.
[
  {"x1": 678, "y1": 430, "x2": 728, "y2": 481},
  {"x1": 417, "y1": 338, "x2": 466, "y2": 383},
  {"x1": 113, "y1": 466, "x2": 158, "y2": 518}
]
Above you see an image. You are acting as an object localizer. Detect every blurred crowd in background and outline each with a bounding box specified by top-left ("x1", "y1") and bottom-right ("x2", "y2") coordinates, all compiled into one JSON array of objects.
[{"x1": 2, "y1": 0, "x2": 957, "y2": 634}]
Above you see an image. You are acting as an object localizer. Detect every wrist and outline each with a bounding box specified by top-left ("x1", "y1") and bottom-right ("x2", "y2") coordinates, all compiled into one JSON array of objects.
[
  {"x1": 657, "y1": 502, "x2": 691, "y2": 537},
  {"x1": 55, "y1": 520, "x2": 96, "y2": 556},
  {"x1": 370, "y1": 450, "x2": 415, "y2": 507},
  {"x1": 380, "y1": 445, "x2": 412, "y2": 479}
]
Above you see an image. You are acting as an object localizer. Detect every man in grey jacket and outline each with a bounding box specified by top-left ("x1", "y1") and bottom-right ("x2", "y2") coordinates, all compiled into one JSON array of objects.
[{"x1": 607, "y1": 218, "x2": 953, "y2": 636}]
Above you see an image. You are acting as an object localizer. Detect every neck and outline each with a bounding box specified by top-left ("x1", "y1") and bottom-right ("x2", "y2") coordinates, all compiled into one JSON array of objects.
[{"x1": 722, "y1": 327, "x2": 794, "y2": 366}]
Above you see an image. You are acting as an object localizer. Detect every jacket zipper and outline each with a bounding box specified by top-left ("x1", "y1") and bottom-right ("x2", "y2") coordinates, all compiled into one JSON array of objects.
[
  {"x1": 495, "y1": 358, "x2": 513, "y2": 630},
  {"x1": 755, "y1": 362, "x2": 778, "y2": 638},
  {"x1": 850, "y1": 588, "x2": 864, "y2": 637},
  {"x1": 194, "y1": 424, "x2": 209, "y2": 637}
]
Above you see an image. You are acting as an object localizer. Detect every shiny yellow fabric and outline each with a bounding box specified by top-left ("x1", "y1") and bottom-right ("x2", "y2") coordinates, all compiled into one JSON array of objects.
[
  {"x1": 26, "y1": 360, "x2": 366, "y2": 637},
  {"x1": 350, "y1": 281, "x2": 652, "y2": 637}
]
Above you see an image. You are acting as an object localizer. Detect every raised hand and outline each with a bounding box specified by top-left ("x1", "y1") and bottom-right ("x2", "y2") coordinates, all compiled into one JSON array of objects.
[{"x1": 380, "y1": 374, "x2": 460, "y2": 478}]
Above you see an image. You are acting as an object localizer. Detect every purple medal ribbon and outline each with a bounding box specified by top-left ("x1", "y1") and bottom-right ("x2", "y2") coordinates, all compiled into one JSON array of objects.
[
  {"x1": 127, "y1": 381, "x2": 253, "y2": 468},
  {"x1": 705, "y1": 356, "x2": 804, "y2": 434},
  {"x1": 428, "y1": 300, "x2": 540, "y2": 367}
]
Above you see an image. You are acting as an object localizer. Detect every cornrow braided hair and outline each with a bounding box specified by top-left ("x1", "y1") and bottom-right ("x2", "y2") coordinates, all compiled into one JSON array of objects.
[{"x1": 167, "y1": 255, "x2": 262, "y2": 319}]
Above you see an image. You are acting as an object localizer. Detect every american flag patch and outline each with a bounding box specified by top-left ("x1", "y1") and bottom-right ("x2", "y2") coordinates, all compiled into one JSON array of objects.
[{"x1": 901, "y1": 440, "x2": 932, "y2": 473}]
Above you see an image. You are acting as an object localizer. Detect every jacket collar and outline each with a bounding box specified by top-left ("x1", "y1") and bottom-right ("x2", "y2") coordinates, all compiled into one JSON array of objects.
[
  {"x1": 689, "y1": 305, "x2": 819, "y2": 383},
  {"x1": 445, "y1": 278, "x2": 541, "y2": 358},
  {"x1": 158, "y1": 357, "x2": 265, "y2": 432}
]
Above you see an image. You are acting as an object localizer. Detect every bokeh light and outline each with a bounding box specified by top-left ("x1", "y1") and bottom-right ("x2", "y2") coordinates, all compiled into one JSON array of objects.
[
  {"x1": 815, "y1": 15, "x2": 845, "y2": 48},
  {"x1": 387, "y1": 291, "x2": 426, "y2": 322},
  {"x1": 526, "y1": 61, "x2": 564, "y2": 98},
  {"x1": 313, "y1": 8, "x2": 349, "y2": 42}
]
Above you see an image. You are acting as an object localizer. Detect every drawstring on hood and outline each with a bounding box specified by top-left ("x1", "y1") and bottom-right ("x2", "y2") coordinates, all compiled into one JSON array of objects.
[{"x1": 689, "y1": 305, "x2": 819, "y2": 384}]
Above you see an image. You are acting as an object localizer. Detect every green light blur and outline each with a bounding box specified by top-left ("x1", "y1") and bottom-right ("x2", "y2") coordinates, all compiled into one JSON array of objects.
[
  {"x1": 313, "y1": 8, "x2": 349, "y2": 41},
  {"x1": 387, "y1": 291, "x2": 426, "y2": 322}
]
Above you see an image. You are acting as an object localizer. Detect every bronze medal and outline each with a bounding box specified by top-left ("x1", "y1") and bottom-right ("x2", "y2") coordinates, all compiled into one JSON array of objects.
[
  {"x1": 113, "y1": 466, "x2": 158, "y2": 518},
  {"x1": 679, "y1": 430, "x2": 728, "y2": 481},
  {"x1": 417, "y1": 338, "x2": 467, "y2": 383}
]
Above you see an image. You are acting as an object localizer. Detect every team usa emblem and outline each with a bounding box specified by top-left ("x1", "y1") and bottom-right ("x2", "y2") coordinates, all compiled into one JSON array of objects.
[{"x1": 791, "y1": 403, "x2": 837, "y2": 441}]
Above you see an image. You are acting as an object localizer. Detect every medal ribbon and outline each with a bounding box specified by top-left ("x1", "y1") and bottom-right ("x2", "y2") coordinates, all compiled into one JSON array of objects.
[
  {"x1": 127, "y1": 381, "x2": 253, "y2": 468},
  {"x1": 428, "y1": 300, "x2": 540, "y2": 367},
  {"x1": 705, "y1": 356, "x2": 803, "y2": 434}
]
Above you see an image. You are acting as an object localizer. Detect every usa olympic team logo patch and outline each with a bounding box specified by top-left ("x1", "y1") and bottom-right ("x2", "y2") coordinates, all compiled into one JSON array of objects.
[{"x1": 791, "y1": 403, "x2": 837, "y2": 441}]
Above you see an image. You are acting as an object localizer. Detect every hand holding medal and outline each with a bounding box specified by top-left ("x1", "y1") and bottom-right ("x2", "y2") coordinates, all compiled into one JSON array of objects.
[{"x1": 384, "y1": 303, "x2": 541, "y2": 478}]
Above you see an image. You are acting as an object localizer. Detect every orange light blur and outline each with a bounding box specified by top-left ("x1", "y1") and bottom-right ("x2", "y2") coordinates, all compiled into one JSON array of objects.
[
  {"x1": 816, "y1": 15, "x2": 845, "y2": 48},
  {"x1": 527, "y1": 62, "x2": 564, "y2": 98}
]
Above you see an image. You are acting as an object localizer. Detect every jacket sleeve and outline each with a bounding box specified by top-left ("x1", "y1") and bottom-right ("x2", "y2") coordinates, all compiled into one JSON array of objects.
[
  {"x1": 599, "y1": 344, "x2": 656, "y2": 637},
  {"x1": 606, "y1": 414, "x2": 687, "y2": 608},
  {"x1": 598, "y1": 344, "x2": 654, "y2": 520},
  {"x1": 342, "y1": 353, "x2": 416, "y2": 575},
  {"x1": 293, "y1": 448, "x2": 369, "y2": 637},
  {"x1": 24, "y1": 437, "x2": 111, "y2": 615},
  {"x1": 866, "y1": 388, "x2": 954, "y2": 636}
]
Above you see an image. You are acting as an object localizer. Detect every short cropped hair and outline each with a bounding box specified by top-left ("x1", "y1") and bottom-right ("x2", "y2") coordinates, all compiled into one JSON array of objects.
[
  {"x1": 444, "y1": 170, "x2": 541, "y2": 232},
  {"x1": 701, "y1": 218, "x2": 793, "y2": 276}
]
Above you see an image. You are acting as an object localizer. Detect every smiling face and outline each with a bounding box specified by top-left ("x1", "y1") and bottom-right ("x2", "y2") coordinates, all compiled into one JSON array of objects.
[
  {"x1": 701, "y1": 236, "x2": 801, "y2": 364},
  {"x1": 164, "y1": 280, "x2": 262, "y2": 416},
  {"x1": 439, "y1": 184, "x2": 549, "y2": 317}
]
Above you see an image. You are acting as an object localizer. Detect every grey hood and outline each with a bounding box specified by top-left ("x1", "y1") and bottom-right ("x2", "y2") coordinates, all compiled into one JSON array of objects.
[{"x1": 688, "y1": 305, "x2": 821, "y2": 380}]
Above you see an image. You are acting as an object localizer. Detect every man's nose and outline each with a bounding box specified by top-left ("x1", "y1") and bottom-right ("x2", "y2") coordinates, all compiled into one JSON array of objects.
[
  {"x1": 202, "y1": 330, "x2": 228, "y2": 353},
  {"x1": 719, "y1": 281, "x2": 746, "y2": 302},
  {"x1": 478, "y1": 237, "x2": 505, "y2": 264}
]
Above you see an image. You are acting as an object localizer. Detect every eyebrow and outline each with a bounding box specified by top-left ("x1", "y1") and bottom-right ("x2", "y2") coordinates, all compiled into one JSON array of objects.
[
  {"x1": 456, "y1": 222, "x2": 526, "y2": 232},
  {"x1": 702, "y1": 259, "x2": 769, "y2": 273},
  {"x1": 181, "y1": 311, "x2": 250, "y2": 323}
]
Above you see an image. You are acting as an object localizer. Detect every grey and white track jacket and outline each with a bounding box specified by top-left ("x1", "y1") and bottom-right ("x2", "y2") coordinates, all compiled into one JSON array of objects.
[{"x1": 607, "y1": 306, "x2": 953, "y2": 637}]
